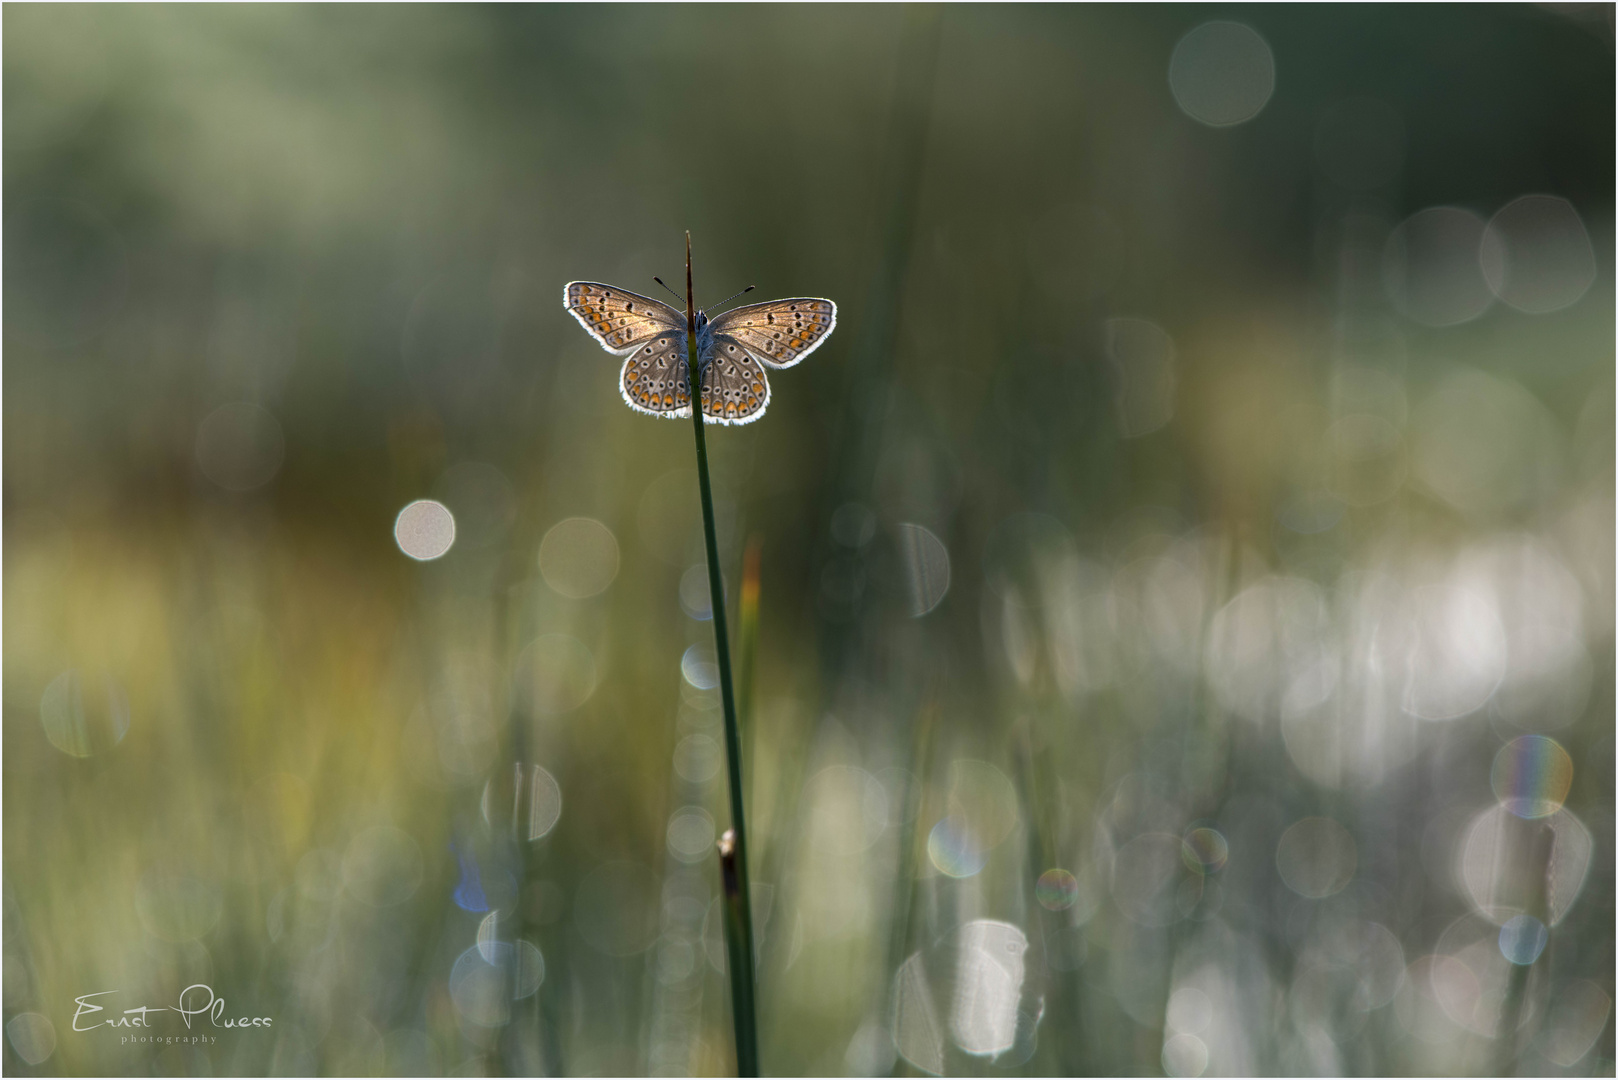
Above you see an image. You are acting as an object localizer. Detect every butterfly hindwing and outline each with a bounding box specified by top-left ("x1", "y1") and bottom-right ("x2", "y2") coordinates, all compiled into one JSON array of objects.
[
  {"x1": 620, "y1": 332, "x2": 692, "y2": 417},
  {"x1": 709, "y1": 298, "x2": 836, "y2": 369},
  {"x1": 565, "y1": 281, "x2": 685, "y2": 355},
  {"x1": 701, "y1": 336, "x2": 772, "y2": 424}
]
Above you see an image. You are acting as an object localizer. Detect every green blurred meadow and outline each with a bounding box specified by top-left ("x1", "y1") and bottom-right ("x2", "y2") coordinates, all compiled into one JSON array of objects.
[{"x1": 3, "y1": 4, "x2": 1614, "y2": 1076}]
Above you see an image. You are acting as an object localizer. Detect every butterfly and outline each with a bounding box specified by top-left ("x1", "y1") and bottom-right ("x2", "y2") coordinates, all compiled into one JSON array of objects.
[{"x1": 563, "y1": 281, "x2": 836, "y2": 425}]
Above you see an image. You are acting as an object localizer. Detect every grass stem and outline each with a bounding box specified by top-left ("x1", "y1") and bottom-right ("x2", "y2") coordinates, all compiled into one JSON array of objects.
[
  {"x1": 684, "y1": 231, "x2": 760, "y2": 1077},
  {"x1": 737, "y1": 535, "x2": 763, "y2": 800}
]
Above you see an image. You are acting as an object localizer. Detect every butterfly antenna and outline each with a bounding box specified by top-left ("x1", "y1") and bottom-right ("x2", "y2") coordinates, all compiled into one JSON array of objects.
[
  {"x1": 708, "y1": 285, "x2": 755, "y2": 315},
  {"x1": 653, "y1": 276, "x2": 685, "y2": 305}
]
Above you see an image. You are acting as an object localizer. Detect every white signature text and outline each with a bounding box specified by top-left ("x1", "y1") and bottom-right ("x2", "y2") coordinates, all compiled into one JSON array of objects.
[{"x1": 73, "y1": 985, "x2": 273, "y2": 1032}]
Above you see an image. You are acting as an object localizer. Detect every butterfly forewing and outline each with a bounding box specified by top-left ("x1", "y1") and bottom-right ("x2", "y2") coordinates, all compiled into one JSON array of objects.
[
  {"x1": 620, "y1": 332, "x2": 693, "y2": 417},
  {"x1": 565, "y1": 281, "x2": 685, "y2": 355},
  {"x1": 701, "y1": 337, "x2": 772, "y2": 424},
  {"x1": 710, "y1": 298, "x2": 836, "y2": 369}
]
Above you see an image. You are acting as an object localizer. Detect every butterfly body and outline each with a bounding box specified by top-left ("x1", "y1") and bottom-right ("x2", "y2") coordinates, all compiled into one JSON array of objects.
[
  {"x1": 691, "y1": 308, "x2": 717, "y2": 365},
  {"x1": 564, "y1": 281, "x2": 836, "y2": 425}
]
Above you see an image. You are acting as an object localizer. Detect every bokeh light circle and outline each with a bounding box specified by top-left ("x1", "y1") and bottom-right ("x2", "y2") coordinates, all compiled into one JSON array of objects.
[
  {"x1": 679, "y1": 564, "x2": 714, "y2": 619},
  {"x1": 1383, "y1": 207, "x2": 1495, "y2": 327},
  {"x1": 1540, "y1": 980, "x2": 1612, "y2": 1067},
  {"x1": 1275, "y1": 817, "x2": 1356, "y2": 899},
  {"x1": 673, "y1": 734, "x2": 721, "y2": 784},
  {"x1": 1460, "y1": 804, "x2": 1592, "y2": 927},
  {"x1": 196, "y1": 402, "x2": 285, "y2": 491},
  {"x1": 1497, "y1": 914, "x2": 1548, "y2": 966},
  {"x1": 1410, "y1": 369, "x2": 1563, "y2": 521},
  {"x1": 928, "y1": 817, "x2": 987, "y2": 878},
  {"x1": 666, "y1": 806, "x2": 717, "y2": 864},
  {"x1": 681, "y1": 644, "x2": 719, "y2": 690},
  {"x1": 892, "y1": 920, "x2": 1032, "y2": 1067},
  {"x1": 449, "y1": 940, "x2": 544, "y2": 1027},
  {"x1": 5, "y1": 1013, "x2": 55, "y2": 1066},
  {"x1": 1035, "y1": 868, "x2": 1079, "y2": 910},
  {"x1": 1303, "y1": 920, "x2": 1407, "y2": 1012},
  {"x1": 1491, "y1": 735, "x2": 1573, "y2": 819},
  {"x1": 1480, "y1": 195, "x2": 1597, "y2": 313},
  {"x1": 394, "y1": 499, "x2": 456, "y2": 560},
  {"x1": 39, "y1": 669, "x2": 128, "y2": 757},
  {"x1": 1162, "y1": 1032, "x2": 1210, "y2": 1078},
  {"x1": 1168, "y1": 21, "x2": 1275, "y2": 127},
  {"x1": 896, "y1": 523, "x2": 951, "y2": 616},
  {"x1": 538, "y1": 517, "x2": 619, "y2": 598},
  {"x1": 1429, "y1": 912, "x2": 1522, "y2": 1037},
  {"x1": 656, "y1": 938, "x2": 697, "y2": 987},
  {"x1": 525, "y1": 764, "x2": 563, "y2": 841},
  {"x1": 949, "y1": 920, "x2": 1032, "y2": 1059},
  {"x1": 1181, "y1": 827, "x2": 1229, "y2": 875}
]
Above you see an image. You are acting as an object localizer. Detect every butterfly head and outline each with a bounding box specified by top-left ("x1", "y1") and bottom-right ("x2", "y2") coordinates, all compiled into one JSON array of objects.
[{"x1": 692, "y1": 308, "x2": 715, "y2": 361}]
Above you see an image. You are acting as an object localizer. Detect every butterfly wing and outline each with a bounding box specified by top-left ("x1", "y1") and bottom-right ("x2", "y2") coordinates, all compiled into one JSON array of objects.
[
  {"x1": 700, "y1": 336, "x2": 772, "y2": 424},
  {"x1": 564, "y1": 281, "x2": 686, "y2": 355},
  {"x1": 620, "y1": 330, "x2": 694, "y2": 418},
  {"x1": 709, "y1": 298, "x2": 836, "y2": 369}
]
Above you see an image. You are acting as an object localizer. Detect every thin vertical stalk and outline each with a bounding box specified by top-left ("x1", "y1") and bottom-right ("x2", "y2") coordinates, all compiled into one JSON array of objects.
[
  {"x1": 684, "y1": 231, "x2": 760, "y2": 1077},
  {"x1": 737, "y1": 535, "x2": 763, "y2": 799}
]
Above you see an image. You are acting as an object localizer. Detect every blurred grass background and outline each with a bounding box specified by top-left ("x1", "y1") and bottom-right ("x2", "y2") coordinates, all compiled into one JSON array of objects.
[{"x1": 3, "y1": 4, "x2": 1614, "y2": 1076}]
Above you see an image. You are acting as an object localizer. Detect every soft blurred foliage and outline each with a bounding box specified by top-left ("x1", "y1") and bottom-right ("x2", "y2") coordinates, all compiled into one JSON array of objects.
[{"x1": 4, "y1": 5, "x2": 1614, "y2": 1077}]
